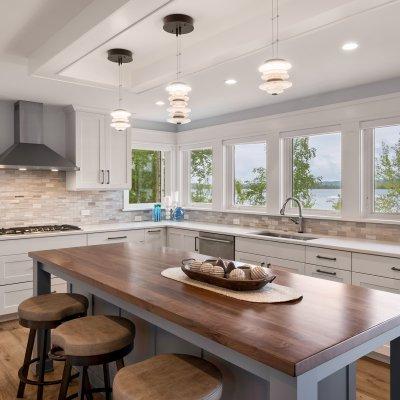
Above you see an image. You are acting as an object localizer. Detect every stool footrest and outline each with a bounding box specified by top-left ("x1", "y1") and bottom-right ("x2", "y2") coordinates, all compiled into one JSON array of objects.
[{"x1": 18, "y1": 358, "x2": 63, "y2": 386}]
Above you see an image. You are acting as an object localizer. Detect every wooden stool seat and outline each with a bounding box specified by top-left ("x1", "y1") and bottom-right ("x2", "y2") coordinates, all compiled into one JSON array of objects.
[
  {"x1": 18, "y1": 293, "x2": 88, "y2": 324},
  {"x1": 113, "y1": 354, "x2": 223, "y2": 400},
  {"x1": 52, "y1": 315, "x2": 135, "y2": 357},
  {"x1": 54, "y1": 315, "x2": 135, "y2": 400}
]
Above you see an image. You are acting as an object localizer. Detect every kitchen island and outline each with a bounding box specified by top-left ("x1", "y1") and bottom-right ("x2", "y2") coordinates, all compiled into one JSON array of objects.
[{"x1": 30, "y1": 243, "x2": 400, "y2": 400}]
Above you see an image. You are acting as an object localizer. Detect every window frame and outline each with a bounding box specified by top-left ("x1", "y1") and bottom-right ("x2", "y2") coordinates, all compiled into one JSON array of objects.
[
  {"x1": 123, "y1": 143, "x2": 174, "y2": 211},
  {"x1": 224, "y1": 137, "x2": 268, "y2": 212},
  {"x1": 281, "y1": 126, "x2": 343, "y2": 217},
  {"x1": 181, "y1": 143, "x2": 214, "y2": 209},
  {"x1": 362, "y1": 117, "x2": 400, "y2": 221}
]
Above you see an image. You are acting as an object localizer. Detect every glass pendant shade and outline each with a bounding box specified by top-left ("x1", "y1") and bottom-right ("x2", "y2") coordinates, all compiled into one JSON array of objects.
[
  {"x1": 110, "y1": 108, "x2": 131, "y2": 131},
  {"x1": 166, "y1": 81, "x2": 192, "y2": 124},
  {"x1": 258, "y1": 58, "x2": 292, "y2": 95}
]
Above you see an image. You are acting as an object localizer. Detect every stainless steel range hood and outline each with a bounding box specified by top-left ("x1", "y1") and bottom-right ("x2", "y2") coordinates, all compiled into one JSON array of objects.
[{"x1": 0, "y1": 101, "x2": 78, "y2": 171}]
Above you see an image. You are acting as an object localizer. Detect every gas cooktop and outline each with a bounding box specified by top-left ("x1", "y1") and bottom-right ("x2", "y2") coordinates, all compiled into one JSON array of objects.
[{"x1": 0, "y1": 224, "x2": 81, "y2": 236}]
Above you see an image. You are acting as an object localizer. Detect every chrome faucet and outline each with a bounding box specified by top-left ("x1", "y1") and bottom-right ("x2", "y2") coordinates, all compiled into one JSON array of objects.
[{"x1": 280, "y1": 197, "x2": 304, "y2": 233}]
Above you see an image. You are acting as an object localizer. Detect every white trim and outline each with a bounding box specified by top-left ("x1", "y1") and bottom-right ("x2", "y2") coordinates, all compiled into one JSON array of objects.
[
  {"x1": 280, "y1": 125, "x2": 341, "y2": 139},
  {"x1": 360, "y1": 116, "x2": 400, "y2": 130}
]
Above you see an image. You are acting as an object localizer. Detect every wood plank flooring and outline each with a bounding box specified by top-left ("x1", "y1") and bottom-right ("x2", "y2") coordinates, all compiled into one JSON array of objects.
[{"x1": 0, "y1": 320, "x2": 390, "y2": 400}]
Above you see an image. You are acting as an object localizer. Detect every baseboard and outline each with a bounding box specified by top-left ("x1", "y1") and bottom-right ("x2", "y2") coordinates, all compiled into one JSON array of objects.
[{"x1": 0, "y1": 313, "x2": 18, "y2": 323}]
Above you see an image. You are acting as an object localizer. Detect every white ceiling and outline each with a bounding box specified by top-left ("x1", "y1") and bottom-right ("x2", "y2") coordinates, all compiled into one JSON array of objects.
[{"x1": 0, "y1": 0, "x2": 399, "y2": 125}]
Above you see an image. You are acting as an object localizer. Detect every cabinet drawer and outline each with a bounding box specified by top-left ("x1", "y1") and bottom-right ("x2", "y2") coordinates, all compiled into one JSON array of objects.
[
  {"x1": 306, "y1": 247, "x2": 351, "y2": 270},
  {"x1": 236, "y1": 237, "x2": 305, "y2": 262},
  {"x1": 87, "y1": 230, "x2": 145, "y2": 245},
  {"x1": 0, "y1": 254, "x2": 32, "y2": 285},
  {"x1": 352, "y1": 253, "x2": 400, "y2": 280},
  {"x1": 305, "y1": 264, "x2": 351, "y2": 284},
  {"x1": 0, "y1": 234, "x2": 87, "y2": 256},
  {"x1": 352, "y1": 272, "x2": 400, "y2": 294},
  {"x1": 235, "y1": 251, "x2": 265, "y2": 266},
  {"x1": 266, "y1": 257, "x2": 305, "y2": 275},
  {"x1": 0, "y1": 282, "x2": 33, "y2": 315}
]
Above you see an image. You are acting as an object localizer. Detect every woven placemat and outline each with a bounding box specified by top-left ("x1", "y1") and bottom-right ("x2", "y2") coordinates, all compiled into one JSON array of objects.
[{"x1": 161, "y1": 267, "x2": 303, "y2": 303}]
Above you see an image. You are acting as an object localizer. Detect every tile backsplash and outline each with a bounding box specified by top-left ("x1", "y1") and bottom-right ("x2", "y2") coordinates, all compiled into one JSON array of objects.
[
  {"x1": 185, "y1": 210, "x2": 400, "y2": 243},
  {"x1": 1, "y1": 170, "x2": 399, "y2": 243},
  {"x1": 0, "y1": 170, "x2": 150, "y2": 227}
]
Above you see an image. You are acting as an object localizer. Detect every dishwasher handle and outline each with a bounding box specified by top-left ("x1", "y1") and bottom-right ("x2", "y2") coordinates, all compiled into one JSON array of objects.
[{"x1": 198, "y1": 237, "x2": 234, "y2": 244}]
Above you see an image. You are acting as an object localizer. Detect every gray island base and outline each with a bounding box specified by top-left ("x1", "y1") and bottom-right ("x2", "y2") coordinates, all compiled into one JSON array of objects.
[{"x1": 31, "y1": 243, "x2": 400, "y2": 400}]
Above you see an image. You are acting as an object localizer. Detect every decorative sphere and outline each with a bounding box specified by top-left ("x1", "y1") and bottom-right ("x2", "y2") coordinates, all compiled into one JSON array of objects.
[
  {"x1": 200, "y1": 263, "x2": 214, "y2": 275},
  {"x1": 250, "y1": 265, "x2": 269, "y2": 280},
  {"x1": 190, "y1": 260, "x2": 203, "y2": 272},
  {"x1": 210, "y1": 265, "x2": 225, "y2": 278},
  {"x1": 228, "y1": 268, "x2": 246, "y2": 281}
]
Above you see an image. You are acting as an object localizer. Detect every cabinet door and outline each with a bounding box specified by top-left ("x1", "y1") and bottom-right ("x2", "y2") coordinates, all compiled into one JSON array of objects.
[
  {"x1": 106, "y1": 127, "x2": 132, "y2": 189},
  {"x1": 266, "y1": 257, "x2": 305, "y2": 275},
  {"x1": 305, "y1": 264, "x2": 351, "y2": 283},
  {"x1": 167, "y1": 228, "x2": 198, "y2": 253},
  {"x1": 75, "y1": 112, "x2": 106, "y2": 189},
  {"x1": 0, "y1": 282, "x2": 33, "y2": 316},
  {"x1": 235, "y1": 251, "x2": 266, "y2": 266},
  {"x1": 145, "y1": 228, "x2": 166, "y2": 248}
]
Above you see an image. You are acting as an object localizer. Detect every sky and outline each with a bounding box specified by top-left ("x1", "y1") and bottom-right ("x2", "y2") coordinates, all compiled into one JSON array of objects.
[
  {"x1": 375, "y1": 124, "x2": 400, "y2": 155},
  {"x1": 234, "y1": 143, "x2": 266, "y2": 181}
]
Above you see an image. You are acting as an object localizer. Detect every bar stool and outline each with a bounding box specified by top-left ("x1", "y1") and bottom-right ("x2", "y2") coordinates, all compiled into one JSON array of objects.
[
  {"x1": 17, "y1": 293, "x2": 88, "y2": 400},
  {"x1": 52, "y1": 314, "x2": 135, "y2": 400},
  {"x1": 113, "y1": 354, "x2": 223, "y2": 400}
]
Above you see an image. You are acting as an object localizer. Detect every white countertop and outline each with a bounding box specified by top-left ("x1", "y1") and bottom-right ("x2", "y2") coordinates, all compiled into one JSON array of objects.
[{"x1": 1, "y1": 220, "x2": 400, "y2": 258}]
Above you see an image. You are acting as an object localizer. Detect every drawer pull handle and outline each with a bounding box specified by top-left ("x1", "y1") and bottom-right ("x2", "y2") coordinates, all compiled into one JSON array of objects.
[
  {"x1": 316, "y1": 255, "x2": 337, "y2": 261},
  {"x1": 107, "y1": 236, "x2": 128, "y2": 240},
  {"x1": 147, "y1": 229, "x2": 162, "y2": 233},
  {"x1": 316, "y1": 269, "x2": 337, "y2": 276},
  {"x1": 391, "y1": 267, "x2": 400, "y2": 272}
]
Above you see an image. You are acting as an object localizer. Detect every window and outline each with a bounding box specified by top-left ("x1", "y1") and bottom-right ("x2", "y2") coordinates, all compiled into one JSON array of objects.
[
  {"x1": 124, "y1": 147, "x2": 172, "y2": 210},
  {"x1": 364, "y1": 123, "x2": 400, "y2": 216},
  {"x1": 189, "y1": 148, "x2": 213, "y2": 205},
  {"x1": 231, "y1": 142, "x2": 267, "y2": 207},
  {"x1": 285, "y1": 131, "x2": 342, "y2": 212}
]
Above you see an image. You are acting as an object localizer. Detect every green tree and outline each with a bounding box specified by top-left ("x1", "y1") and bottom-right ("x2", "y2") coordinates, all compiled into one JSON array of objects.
[
  {"x1": 190, "y1": 149, "x2": 213, "y2": 203},
  {"x1": 129, "y1": 149, "x2": 161, "y2": 204},
  {"x1": 292, "y1": 137, "x2": 322, "y2": 208},
  {"x1": 375, "y1": 138, "x2": 400, "y2": 213},
  {"x1": 234, "y1": 167, "x2": 267, "y2": 206}
]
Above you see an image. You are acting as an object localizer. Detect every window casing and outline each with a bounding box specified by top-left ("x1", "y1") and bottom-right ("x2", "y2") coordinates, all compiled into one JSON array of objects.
[
  {"x1": 282, "y1": 129, "x2": 342, "y2": 216},
  {"x1": 225, "y1": 139, "x2": 268, "y2": 211},
  {"x1": 123, "y1": 145, "x2": 173, "y2": 211},
  {"x1": 363, "y1": 121, "x2": 400, "y2": 219}
]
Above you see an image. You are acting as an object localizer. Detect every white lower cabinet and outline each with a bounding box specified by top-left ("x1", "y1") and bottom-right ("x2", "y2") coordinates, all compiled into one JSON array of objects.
[
  {"x1": 235, "y1": 251, "x2": 265, "y2": 266},
  {"x1": 352, "y1": 272, "x2": 400, "y2": 294},
  {"x1": 87, "y1": 229, "x2": 145, "y2": 246},
  {"x1": 0, "y1": 254, "x2": 33, "y2": 285},
  {"x1": 167, "y1": 228, "x2": 199, "y2": 253},
  {"x1": 305, "y1": 264, "x2": 351, "y2": 283},
  {"x1": 145, "y1": 228, "x2": 166, "y2": 248},
  {"x1": 266, "y1": 257, "x2": 305, "y2": 274}
]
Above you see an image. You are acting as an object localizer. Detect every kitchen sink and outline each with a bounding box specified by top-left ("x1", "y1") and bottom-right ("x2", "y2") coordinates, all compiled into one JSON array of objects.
[{"x1": 251, "y1": 231, "x2": 317, "y2": 241}]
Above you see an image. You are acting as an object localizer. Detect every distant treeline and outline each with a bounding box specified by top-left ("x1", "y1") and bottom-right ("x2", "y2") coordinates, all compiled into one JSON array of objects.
[{"x1": 313, "y1": 181, "x2": 341, "y2": 189}]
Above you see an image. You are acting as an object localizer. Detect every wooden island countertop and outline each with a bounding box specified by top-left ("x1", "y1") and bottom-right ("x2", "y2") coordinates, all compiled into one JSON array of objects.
[{"x1": 29, "y1": 243, "x2": 400, "y2": 377}]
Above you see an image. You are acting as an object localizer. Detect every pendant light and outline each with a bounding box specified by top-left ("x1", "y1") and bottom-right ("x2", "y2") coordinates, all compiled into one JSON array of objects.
[
  {"x1": 259, "y1": 0, "x2": 292, "y2": 95},
  {"x1": 107, "y1": 49, "x2": 133, "y2": 131},
  {"x1": 163, "y1": 14, "x2": 194, "y2": 125}
]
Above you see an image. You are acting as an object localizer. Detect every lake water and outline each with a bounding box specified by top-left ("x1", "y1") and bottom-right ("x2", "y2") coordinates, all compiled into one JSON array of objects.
[{"x1": 310, "y1": 188, "x2": 389, "y2": 210}]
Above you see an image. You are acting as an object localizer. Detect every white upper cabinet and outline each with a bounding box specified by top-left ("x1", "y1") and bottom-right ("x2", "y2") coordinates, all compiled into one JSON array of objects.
[{"x1": 65, "y1": 107, "x2": 131, "y2": 190}]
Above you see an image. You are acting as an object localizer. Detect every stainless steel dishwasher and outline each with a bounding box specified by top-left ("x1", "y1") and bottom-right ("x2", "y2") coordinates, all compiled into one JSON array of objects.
[{"x1": 197, "y1": 231, "x2": 235, "y2": 260}]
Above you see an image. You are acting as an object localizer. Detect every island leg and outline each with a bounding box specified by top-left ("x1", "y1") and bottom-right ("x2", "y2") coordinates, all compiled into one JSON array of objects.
[
  {"x1": 391, "y1": 336, "x2": 400, "y2": 400},
  {"x1": 269, "y1": 374, "x2": 318, "y2": 400},
  {"x1": 33, "y1": 261, "x2": 52, "y2": 373}
]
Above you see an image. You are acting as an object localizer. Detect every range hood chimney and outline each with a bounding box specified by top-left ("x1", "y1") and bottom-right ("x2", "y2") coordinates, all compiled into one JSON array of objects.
[{"x1": 0, "y1": 101, "x2": 78, "y2": 171}]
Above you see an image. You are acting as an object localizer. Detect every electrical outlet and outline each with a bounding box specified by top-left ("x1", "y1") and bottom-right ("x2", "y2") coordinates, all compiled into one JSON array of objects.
[
  {"x1": 81, "y1": 210, "x2": 90, "y2": 216},
  {"x1": 184, "y1": 214, "x2": 189, "y2": 220},
  {"x1": 232, "y1": 218, "x2": 240, "y2": 225},
  {"x1": 134, "y1": 215, "x2": 142, "y2": 222}
]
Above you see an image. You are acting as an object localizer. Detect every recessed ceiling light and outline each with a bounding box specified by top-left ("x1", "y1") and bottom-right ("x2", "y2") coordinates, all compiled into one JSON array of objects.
[
  {"x1": 342, "y1": 42, "x2": 359, "y2": 51},
  {"x1": 225, "y1": 79, "x2": 238, "y2": 85},
  {"x1": 155, "y1": 101, "x2": 165, "y2": 106}
]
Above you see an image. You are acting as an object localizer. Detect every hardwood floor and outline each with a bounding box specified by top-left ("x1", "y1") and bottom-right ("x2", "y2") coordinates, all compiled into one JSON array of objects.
[{"x1": 0, "y1": 320, "x2": 390, "y2": 400}]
